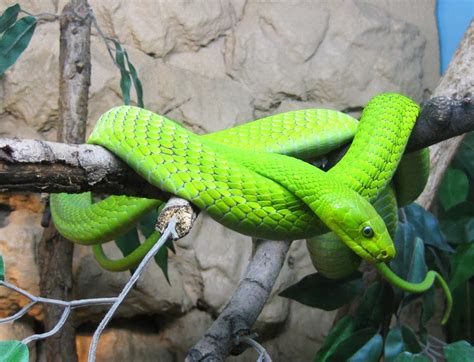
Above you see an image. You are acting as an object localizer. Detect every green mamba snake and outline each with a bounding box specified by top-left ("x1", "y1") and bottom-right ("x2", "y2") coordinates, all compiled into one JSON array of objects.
[{"x1": 50, "y1": 93, "x2": 452, "y2": 323}]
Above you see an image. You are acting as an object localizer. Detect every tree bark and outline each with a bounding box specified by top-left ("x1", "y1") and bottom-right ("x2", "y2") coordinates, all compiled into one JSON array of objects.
[
  {"x1": 417, "y1": 19, "x2": 474, "y2": 209},
  {"x1": 38, "y1": 1, "x2": 91, "y2": 361},
  {"x1": 0, "y1": 96, "x2": 472, "y2": 197}
]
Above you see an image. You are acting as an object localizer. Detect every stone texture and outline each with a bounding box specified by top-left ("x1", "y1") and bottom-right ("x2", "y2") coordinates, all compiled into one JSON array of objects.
[
  {"x1": 0, "y1": 0, "x2": 440, "y2": 360},
  {"x1": 224, "y1": 0, "x2": 436, "y2": 114},
  {"x1": 76, "y1": 325, "x2": 175, "y2": 362},
  {"x1": 0, "y1": 195, "x2": 44, "y2": 320}
]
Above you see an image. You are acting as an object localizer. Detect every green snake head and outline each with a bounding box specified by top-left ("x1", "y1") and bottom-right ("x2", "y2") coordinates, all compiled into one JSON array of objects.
[{"x1": 318, "y1": 191, "x2": 395, "y2": 264}]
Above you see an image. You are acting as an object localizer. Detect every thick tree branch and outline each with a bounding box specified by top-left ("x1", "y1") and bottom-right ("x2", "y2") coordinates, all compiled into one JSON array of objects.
[
  {"x1": 0, "y1": 139, "x2": 169, "y2": 199},
  {"x1": 0, "y1": 96, "x2": 472, "y2": 197},
  {"x1": 417, "y1": 19, "x2": 474, "y2": 209},
  {"x1": 407, "y1": 96, "x2": 473, "y2": 152}
]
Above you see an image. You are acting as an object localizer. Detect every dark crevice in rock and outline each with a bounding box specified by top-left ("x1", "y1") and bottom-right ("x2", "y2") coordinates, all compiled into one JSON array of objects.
[{"x1": 0, "y1": 203, "x2": 13, "y2": 228}]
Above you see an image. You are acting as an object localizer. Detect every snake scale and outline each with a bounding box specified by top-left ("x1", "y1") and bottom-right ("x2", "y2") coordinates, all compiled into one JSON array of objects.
[{"x1": 50, "y1": 93, "x2": 452, "y2": 323}]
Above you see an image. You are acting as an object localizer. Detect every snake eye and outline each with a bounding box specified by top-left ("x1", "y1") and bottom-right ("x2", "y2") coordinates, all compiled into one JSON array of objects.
[{"x1": 362, "y1": 226, "x2": 374, "y2": 238}]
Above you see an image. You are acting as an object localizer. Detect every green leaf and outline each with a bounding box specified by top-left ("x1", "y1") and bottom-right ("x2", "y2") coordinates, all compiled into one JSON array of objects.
[
  {"x1": 0, "y1": 16, "x2": 36, "y2": 75},
  {"x1": 384, "y1": 326, "x2": 426, "y2": 362},
  {"x1": 355, "y1": 281, "x2": 395, "y2": 327},
  {"x1": 0, "y1": 4, "x2": 20, "y2": 33},
  {"x1": 439, "y1": 168, "x2": 469, "y2": 211},
  {"x1": 114, "y1": 227, "x2": 141, "y2": 259},
  {"x1": 136, "y1": 209, "x2": 174, "y2": 283},
  {"x1": 326, "y1": 328, "x2": 378, "y2": 362},
  {"x1": 387, "y1": 223, "x2": 437, "y2": 318},
  {"x1": 137, "y1": 209, "x2": 159, "y2": 236},
  {"x1": 449, "y1": 243, "x2": 474, "y2": 291},
  {"x1": 446, "y1": 281, "x2": 474, "y2": 342},
  {"x1": 419, "y1": 287, "x2": 435, "y2": 332},
  {"x1": 426, "y1": 246, "x2": 449, "y2": 282},
  {"x1": 392, "y1": 224, "x2": 428, "y2": 291},
  {"x1": 400, "y1": 326, "x2": 422, "y2": 353},
  {"x1": 466, "y1": 218, "x2": 474, "y2": 243},
  {"x1": 391, "y1": 223, "x2": 417, "y2": 279},
  {"x1": 403, "y1": 203, "x2": 453, "y2": 252},
  {"x1": 124, "y1": 51, "x2": 144, "y2": 107},
  {"x1": 314, "y1": 315, "x2": 356, "y2": 362},
  {"x1": 440, "y1": 201, "x2": 474, "y2": 243},
  {"x1": 393, "y1": 352, "x2": 429, "y2": 362},
  {"x1": 399, "y1": 237, "x2": 429, "y2": 310},
  {"x1": 347, "y1": 332, "x2": 383, "y2": 362},
  {"x1": 279, "y1": 272, "x2": 363, "y2": 311},
  {"x1": 112, "y1": 40, "x2": 131, "y2": 105},
  {"x1": 454, "y1": 132, "x2": 474, "y2": 180},
  {"x1": 0, "y1": 255, "x2": 4, "y2": 281},
  {"x1": 0, "y1": 340, "x2": 29, "y2": 362},
  {"x1": 154, "y1": 242, "x2": 171, "y2": 284},
  {"x1": 443, "y1": 340, "x2": 474, "y2": 362},
  {"x1": 385, "y1": 327, "x2": 405, "y2": 362}
]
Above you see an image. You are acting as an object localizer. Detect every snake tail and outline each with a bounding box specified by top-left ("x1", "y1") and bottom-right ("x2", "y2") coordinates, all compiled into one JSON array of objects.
[
  {"x1": 92, "y1": 231, "x2": 161, "y2": 271},
  {"x1": 375, "y1": 262, "x2": 452, "y2": 324}
]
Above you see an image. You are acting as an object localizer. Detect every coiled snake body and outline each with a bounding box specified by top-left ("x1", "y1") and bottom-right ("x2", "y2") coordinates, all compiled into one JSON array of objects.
[{"x1": 50, "y1": 93, "x2": 452, "y2": 323}]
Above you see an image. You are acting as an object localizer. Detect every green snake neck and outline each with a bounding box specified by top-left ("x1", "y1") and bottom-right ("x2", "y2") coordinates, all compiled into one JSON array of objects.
[{"x1": 329, "y1": 94, "x2": 420, "y2": 201}]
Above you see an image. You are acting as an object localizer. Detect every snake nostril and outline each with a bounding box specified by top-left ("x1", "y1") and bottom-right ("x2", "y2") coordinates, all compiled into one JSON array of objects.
[{"x1": 379, "y1": 250, "x2": 389, "y2": 260}]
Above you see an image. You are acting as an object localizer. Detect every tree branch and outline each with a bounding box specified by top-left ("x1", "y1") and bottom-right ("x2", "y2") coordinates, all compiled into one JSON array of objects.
[
  {"x1": 0, "y1": 96, "x2": 472, "y2": 197},
  {"x1": 417, "y1": 19, "x2": 474, "y2": 209},
  {"x1": 38, "y1": 2, "x2": 92, "y2": 361},
  {"x1": 187, "y1": 239, "x2": 290, "y2": 361},
  {"x1": 0, "y1": 139, "x2": 169, "y2": 199}
]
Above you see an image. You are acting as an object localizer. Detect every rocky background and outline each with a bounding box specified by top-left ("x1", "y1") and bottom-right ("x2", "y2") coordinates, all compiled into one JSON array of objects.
[{"x1": 0, "y1": 0, "x2": 440, "y2": 360}]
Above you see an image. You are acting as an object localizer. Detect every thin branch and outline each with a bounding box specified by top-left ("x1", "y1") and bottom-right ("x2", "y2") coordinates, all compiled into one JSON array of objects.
[{"x1": 187, "y1": 239, "x2": 290, "y2": 361}]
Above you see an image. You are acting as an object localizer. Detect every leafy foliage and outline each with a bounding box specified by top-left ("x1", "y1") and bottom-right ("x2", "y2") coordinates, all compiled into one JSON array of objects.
[
  {"x1": 443, "y1": 340, "x2": 474, "y2": 361},
  {"x1": 0, "y1": 4, "x2": 36, "y2": 75},
  {"x1": 0, "y1": 4, "x2": 20, "y2": 33},
  {"x1": 0, "y1": 340, "x2": 29, "y2": 362},
  {"x1": 280, "y1": 272, "x2": 363, "y2": 310},
  {"x1": 112, "y1": 39, "x2": 144, "y2": 108}
]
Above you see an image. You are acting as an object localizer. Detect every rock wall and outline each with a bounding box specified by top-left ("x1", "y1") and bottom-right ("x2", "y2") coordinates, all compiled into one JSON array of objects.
[{"x1": 0, "y1": 0, "x2": 440, "y2": 360}]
